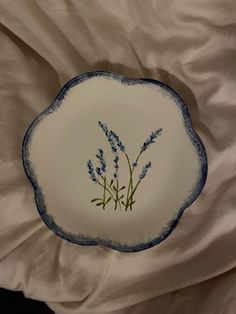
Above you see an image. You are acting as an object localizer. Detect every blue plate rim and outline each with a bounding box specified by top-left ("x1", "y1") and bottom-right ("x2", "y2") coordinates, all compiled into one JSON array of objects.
[{"x1": 22, "y1": 70, "x2": 208, "y2": 253}]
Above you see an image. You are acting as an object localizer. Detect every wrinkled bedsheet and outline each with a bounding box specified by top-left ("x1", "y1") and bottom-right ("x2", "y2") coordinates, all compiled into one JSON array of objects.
[{"x1": 0, "y1": 1, "x2": 236, "y2": 313}]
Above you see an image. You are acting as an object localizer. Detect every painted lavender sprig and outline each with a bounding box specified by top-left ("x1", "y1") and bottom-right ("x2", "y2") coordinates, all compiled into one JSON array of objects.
[
  {"x1": 87, "y1": 160, "x2": 98, "y2": 183},
  {"x1": 125, "y1": 128, "x2": 163, "y2": 210},
  {"x1": 94, "y1": 149, "x2": 107, "y2": 208},
  {"x1": 87, "y1": 152, "x2": 115, "y2": 210},
  {"x1": 139, "y1": 161, "x2": 152, "y2": 179},
  {"x1": 87, "y1": 121, "x2": 163, "y2": 211},
  {"x1": 140, "y1": 129, "x2": 163, "y2": 153},
  {"x1": 129, "y1": 128, "x2": 163, "y2": 172},
  {"x1": 109, "y1": 130, "x2": 126, "y2": 152},
  {"x1": 126, "y1": 162, "x2": 152, "y2": 208},
  {"x1": 96, "y1": 148, "x2": 106, "y2": 175},
  {"x1": 113, "y1": 155, "x2": 119, "y2": 178},
  {"x1": 98, "y1": 121, "x2": 125, "y2": 210}
]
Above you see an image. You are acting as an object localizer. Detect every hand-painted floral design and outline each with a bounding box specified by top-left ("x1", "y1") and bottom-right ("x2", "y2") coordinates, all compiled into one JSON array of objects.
[{"x1": 87, "y1": 121, "x2": 163, "y2": 211}]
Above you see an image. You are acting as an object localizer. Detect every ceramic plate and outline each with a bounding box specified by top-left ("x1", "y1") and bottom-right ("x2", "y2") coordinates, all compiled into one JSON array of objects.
[{"x1": 22, "y1": 71, "x2": 208, "y2": 252}]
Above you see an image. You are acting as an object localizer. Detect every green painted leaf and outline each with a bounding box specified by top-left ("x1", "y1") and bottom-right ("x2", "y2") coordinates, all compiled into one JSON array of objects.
[
  {"x1": 119, "y1": 186, "x2": 125, "y2": 191},
  {"x1": 113, "y1": 186, "x2": 117, "y2": 191},
  {"x1": 118, "y1": 195, "x2": 124, "y2": 200},
  {"x1": 91, "y1": 198, "x2": 102, "y2": 203},
  {"x1": 109, "y1": 179, "x2": 114, "y2": 186},
  {"x1": 121, "y1": 201, "x2": 126, "y2": 206},
  {"x1": 105, "y1": 197, "x2": 112, "y2": 205},
  {"x1": 96, "y1": 202, "x2": 103, "y2": 206}
]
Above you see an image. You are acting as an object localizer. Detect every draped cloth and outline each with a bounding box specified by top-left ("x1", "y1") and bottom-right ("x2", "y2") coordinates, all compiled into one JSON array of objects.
[{"x1": 0, "y1": 1, "x2": 235, "y2": 313}]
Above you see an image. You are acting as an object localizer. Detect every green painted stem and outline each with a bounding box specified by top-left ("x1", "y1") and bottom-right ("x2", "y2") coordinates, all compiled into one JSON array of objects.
[
  {"x1": 125, "y1": 152, "x2": 143, "y2": 210},
  {"x1": 114, "y1": 177, "x2": 119, "y2": 210},
  {"x1": 98, "y1": 182, "x2": 116, "y2": 204},
  {"x1": 129, "y1": 152, "x2": 142, "y2": 209},
  {"x1": 100, "y1": 176, "x2": 121, "y2": 210},
  {"x1": 125, "y1": 154, "x2": 133, "y2": 211},
  {"x1": 102, "y1": 176, "x2": 106, "y2": 209},
  {"x1": 127, "y1": 179, "x2": 142, "y2": 208}
]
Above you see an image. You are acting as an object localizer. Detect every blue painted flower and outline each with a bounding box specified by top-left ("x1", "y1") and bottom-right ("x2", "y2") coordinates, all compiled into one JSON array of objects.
[
  {"x1": 139, "y1": 161, "x2": 152, "y2": 180},
  {"x1": 96, "y1": 167, "x2": 103, "y2": 176},
  {"x1": 96, "y1": 148, "x2": 106, "y2": 173},
  {"x1": 108, "y1": 131, "x2": 118, "y2": 153},
  {"x1": 98, "y1": 121, "x2": 109, "y2": 136},
  {"x1": 98, "y1": 121, "x2": 123, "y2": 178},
  {"x1": 98, "y1": 121, "x2": 126, "y2": 153},
  {"x1": 140, "y1": 128, "x2": 163, "y2": 153},
  {"x1": 113, "y1": 154, "x2": 119, "y2": 178},
  {"x1": 110, "y1": 130, "x2": 126, "y2": 152},
  {"x1": 87, "y1": 160, "x2": 98, "y2": 183},
  {"x1": 132, "y1": 161, "x2": 138, "y2": 169},
  {"x1": 98, "y1": 121, "x2": 118, "y2": 153}
]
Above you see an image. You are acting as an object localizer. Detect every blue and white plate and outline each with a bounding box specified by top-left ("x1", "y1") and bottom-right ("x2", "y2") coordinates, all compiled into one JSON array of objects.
[{"x1": 22, "y1": 71, "x2": 207, "y2": 252}]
